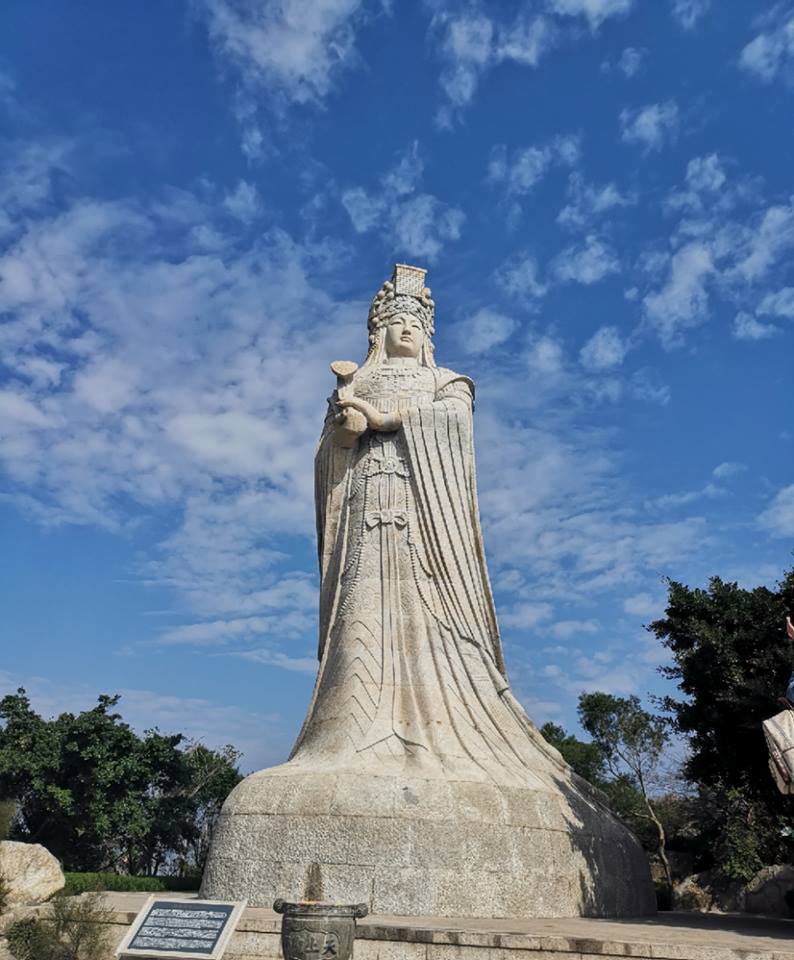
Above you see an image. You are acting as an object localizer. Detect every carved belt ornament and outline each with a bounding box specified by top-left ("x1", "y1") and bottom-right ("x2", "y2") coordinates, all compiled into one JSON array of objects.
[{"x1": 366, "y1": 510, "x2": 407, "y2": 528}]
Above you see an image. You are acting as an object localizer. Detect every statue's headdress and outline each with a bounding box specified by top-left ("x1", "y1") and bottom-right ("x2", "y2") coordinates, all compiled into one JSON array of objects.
[{"x1": 368, "y1": 264, "x2": 435, "y2": 338}]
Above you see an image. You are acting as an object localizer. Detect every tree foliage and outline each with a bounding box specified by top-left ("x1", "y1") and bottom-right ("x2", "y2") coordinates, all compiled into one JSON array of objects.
[
  {"x1": 649, "y1": 565, "x2": 794, "y2": 881},
  {"x1": 0, "y1": 690, "x2": 241, "y2": 875},
  {"x1": 577, "y1": 692, "x2": 673, "y2": 888}
]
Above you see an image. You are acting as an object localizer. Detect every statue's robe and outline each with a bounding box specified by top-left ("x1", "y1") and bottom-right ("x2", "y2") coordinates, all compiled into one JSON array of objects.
[{"x1": 292, "y1": 360, "x2": 563, "y2": 785}]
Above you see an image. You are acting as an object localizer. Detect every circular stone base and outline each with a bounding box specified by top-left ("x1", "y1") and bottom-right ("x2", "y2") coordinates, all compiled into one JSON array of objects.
[{"x1": 201, "y1": 762, "x2": 655, "y2": 919}]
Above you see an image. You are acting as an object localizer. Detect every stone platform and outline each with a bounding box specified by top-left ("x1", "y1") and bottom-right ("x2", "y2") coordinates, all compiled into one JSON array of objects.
[{"x1": 88, "y1": 893, "x2": 794, "y2": 960}]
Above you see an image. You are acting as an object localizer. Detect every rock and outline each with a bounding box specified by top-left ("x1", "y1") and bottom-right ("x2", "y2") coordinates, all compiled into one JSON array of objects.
[
  {"x1": 744, "y1": 864, "x2": 794, "y2": 917},
  {"x1": 673, "y1": 873, "x2": 715, "y2": 912},
  {"x1": 0, "y1": 841, "x2": 64, "y2": 905}
]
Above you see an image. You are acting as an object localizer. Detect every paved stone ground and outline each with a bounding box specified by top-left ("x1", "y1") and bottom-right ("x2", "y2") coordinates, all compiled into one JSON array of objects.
[{"x1": 100, "y1": 893, "x2": 794, "y2": 959}]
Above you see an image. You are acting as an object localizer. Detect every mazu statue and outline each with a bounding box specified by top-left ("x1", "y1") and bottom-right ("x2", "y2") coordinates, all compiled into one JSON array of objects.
[{"x1": 202, "y1": 265, "x2": 655, "y2": 919}]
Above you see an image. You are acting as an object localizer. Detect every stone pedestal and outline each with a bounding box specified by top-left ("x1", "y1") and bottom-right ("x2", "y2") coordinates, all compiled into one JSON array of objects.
[{"x1": 201, "y1": 762, "x2": 655, "y2": 918}]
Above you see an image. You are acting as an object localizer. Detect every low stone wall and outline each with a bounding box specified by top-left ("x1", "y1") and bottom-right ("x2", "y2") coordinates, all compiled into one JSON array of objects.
[{"x1": 6, "y1": 893, "x2": 793, "y2": 960}]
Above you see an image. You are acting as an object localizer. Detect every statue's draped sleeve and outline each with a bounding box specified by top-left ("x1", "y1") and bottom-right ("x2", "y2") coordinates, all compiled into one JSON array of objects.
[
  {"x1": 314, "y1": 395, "x2": 354, "y2": 660},
  {"x1": 400, "y1": 373, "x2": 507, "y2": 679}
]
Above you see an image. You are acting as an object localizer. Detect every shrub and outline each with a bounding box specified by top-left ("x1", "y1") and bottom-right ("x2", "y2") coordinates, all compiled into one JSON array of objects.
[
  {"x1": 6, "y1": 893, "x2": 114, "y2": 960},
  {"x1": 0, "y1": 799, "x2": 15, "y2": 840},
  {"x1": 63, "y1": 873, "x2": 197, "y2": 896},
  {"x1": 6, "y1": 916, "x2": 67, "y2": 960}
]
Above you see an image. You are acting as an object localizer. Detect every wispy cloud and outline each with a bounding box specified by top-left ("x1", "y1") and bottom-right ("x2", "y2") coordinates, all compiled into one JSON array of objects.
[
  {"x1": 457, "y1": 307, "x2": 518, "y2": 353},
  {"x1": 488, "y1": 134, "x2": 580, "y2": 196},
  {"x1": 194, "y1": 0, "x2": 373, "y2": 157},
  {"x1": 548, "y1": 0, "x2": 634, "y2": 30},
  {"x1": 341, "y1": 141, "x2": 464, "y2": 260},
  {"x1": 759, "y1": 484, "x2": 794, "y2": 537},
  {"x1": 620, "y1": 100, "x2": 679, "y2": 152},
  {"x1": 430, "y1": 7, "x2": 557, "y2": 125},
  {"x1": 739, "y1": 6, "x2": 794, "y2": 83},
  {"x1": 579, "y1": 325, "x2": 629, "y2": 370},
  {"x1": 671, "y1": 0, "x2": 711, "y2": 30},
  {"x1": 196, "y1": 0, "x2": 368, "y2": 105},
  {"x1": 495, "y1": 252, "x2": 548, "y2": 305},
  {"x1": 551, "y1": 234, "x2": 620, "y2": 285}
]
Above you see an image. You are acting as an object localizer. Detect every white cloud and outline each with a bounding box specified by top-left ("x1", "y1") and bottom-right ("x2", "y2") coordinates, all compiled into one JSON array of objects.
[
  {"x1": 630, "y1": 368, "x2": 671, "y2": 405},
  {"x1": 732, "y1": 311, "x2": 779, "y2": 341},
  {"x1": 671, "y1": 0, "x2": 711, "y2": 30},
  {"x1": 437, "y1": 12, "x2": 494, "y2": 112},
  {"x1": 620, "y1": 100, "x2": 679, "y2": 152},
  {"x1": 644, "y1": 157, "x2": 794, "y2": 347},
  {"x1": 487, "y1": 135, "x2": 579, "y2": 196},
  {"x1": 617, "y1": 46, "x2": 646, "y2": 76},
  {"x1": 646, "y1": 482, "x2": 726, "y2": 511},
  {"x1": 758, "y1": 286, "x2": 794, "y2": 317},
  {"x1": 526, "y1": 335, "x2": 566, "y2": 378},
  {"x1": 495, "y1": 252, "x2": 548, "y2": 302},
  {"x1": 223, "y1": 180, "x2": 261, "y2": 221},
  {"x1": 730, "y1": 199, "x2": 794, "y2": 282},
  {"x1": 549, "y1": 619, "x2": 599, "y2": 640},
  {"x1": 341, "y1": 142, "x2": 464, "y2": 260},
  {"x1": 0, "y1": 142, "x2": 376, "y2": 645},
  {"x1": 712, "y1": 461, "x2": 746, "y2": 480},
  {"x1": 535, "y1": 635, "x2": 670, "y2": 698},
  {"x1": 759, "y1": 484, "x2": 794, "y2": 536},
  {"x1": 432, "y1": 9, "x2": 556, "y2": 124},
  {"x1": 548, "y1": 0, "x2": 633, "y2": 30},
  {"x1": 642, "y1": 242, "x2": 713, "y2": 346},
  {"x1": 740, "y1": 9, "x2": 794, "y2": 83},
  {"x1": 623, "y1": 591, "x2": 661, "y2": 617},
  {"x1": 552, "y1": 235, "x2": 620, "y2": 285},
  {"x1": 500, "y1": 601, "x2": 554, "y2": 629},
  {"x1": 558, "y1": 173, "x2": 635, "y2": 230},
  {"x1": 196, "y1": 0, "x2": 366, "y2": 106},
  {"x1": 685, "y1": 153, "x2": 726, "y2": 193},
  {"x1": 579, "y1": 325, "x2": 628, "y2": 370},
  {"x1": 458, "y1": 307, "x2": 518, "y2": 353}
]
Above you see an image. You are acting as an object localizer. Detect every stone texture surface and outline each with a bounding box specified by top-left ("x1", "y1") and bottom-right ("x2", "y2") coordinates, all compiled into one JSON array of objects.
[
  {"x1": 0, "y1": 840, "x2": 64, "y2": 905},
  {"x1": 63, "y1": 894, "x2": 794, "y2": 960},
  {"x1": 202, "y1": 265, "x2": 655, "y2": 918}
]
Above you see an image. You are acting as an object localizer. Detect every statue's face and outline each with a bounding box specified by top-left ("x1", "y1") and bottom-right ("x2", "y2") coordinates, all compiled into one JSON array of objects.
[{"x1": 384, "y1": 312, "x2": 423, "y2": 358}]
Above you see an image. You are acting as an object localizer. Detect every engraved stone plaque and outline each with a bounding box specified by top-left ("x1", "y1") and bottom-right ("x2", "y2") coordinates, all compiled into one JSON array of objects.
[{"x1": 116, "y1": 896, "x2": 246, "y2": 959}]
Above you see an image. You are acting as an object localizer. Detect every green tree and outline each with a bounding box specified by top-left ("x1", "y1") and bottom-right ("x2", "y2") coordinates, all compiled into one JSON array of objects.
[
  {"x1": 0, "y1": 689, "x2": 241, "y2": 875},
  {"x1": 541, "y1": 717, "x2": 670, "y2": 852},
  {"x1": 180, "y1": 742, "x2": 242, "y2": 877},
  {"x1": 540, "y1": 722, "x2": 607, "y2": 785},
  {"x1": 649, "y1": 566, "x2": 794, "y2": 881},
  {"x1": 578, "y1": 692, "x2": 673, "y2": 891}
]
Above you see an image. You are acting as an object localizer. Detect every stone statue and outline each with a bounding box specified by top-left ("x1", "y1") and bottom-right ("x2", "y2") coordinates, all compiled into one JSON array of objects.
[{"x1": 201, "y1": 265, "x2": 655, "y2": 919}]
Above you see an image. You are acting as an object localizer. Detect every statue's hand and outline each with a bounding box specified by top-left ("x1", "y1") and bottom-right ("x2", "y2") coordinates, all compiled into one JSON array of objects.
[
  {"x1": 332, "y1": 407, "x2": 367, "y2": 448},
  {"x1": 338, "y1": 398, "x2": 401, "y2": 432}
]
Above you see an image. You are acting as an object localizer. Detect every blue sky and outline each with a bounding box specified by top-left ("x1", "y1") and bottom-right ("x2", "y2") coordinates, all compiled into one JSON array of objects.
[{"x1": 2, "y1": 0, "x2": 794, "y2": 771}]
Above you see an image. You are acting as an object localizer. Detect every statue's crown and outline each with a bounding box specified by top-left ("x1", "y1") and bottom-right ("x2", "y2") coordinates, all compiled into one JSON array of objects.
[{"x1": 368, "y1": 264, "x2": 435, "y2": 336}]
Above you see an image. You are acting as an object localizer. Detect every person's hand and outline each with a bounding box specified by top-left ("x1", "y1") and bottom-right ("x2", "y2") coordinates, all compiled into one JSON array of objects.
[
  {"x1": 338, "y1": 398, "x2": 401, "y2": 432},
  {"x1": 787, "y1": 615, "x2": 794, "y2": 640}
]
